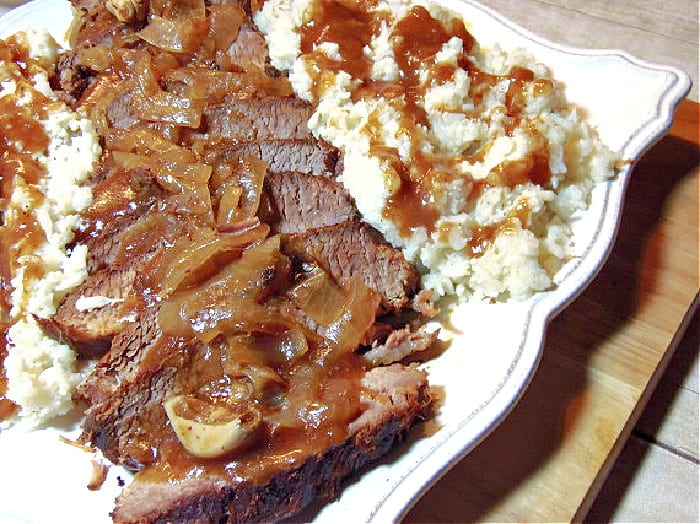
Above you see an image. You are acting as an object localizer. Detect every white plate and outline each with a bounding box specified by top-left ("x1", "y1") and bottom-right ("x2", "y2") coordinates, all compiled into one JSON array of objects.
[{"x1": 0, "y1": 1, "x2": 690, "y2": 523}]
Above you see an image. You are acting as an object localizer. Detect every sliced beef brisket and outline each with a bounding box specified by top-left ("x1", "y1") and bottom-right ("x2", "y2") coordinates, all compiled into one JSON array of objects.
[
  {"x1": 111, "y1": 364, "x2": 430, "y2": 523},
  {"x1": 203, "y1": 97, "x2": 313, "y2": 141},
  {"x1": 264, "y1": 171, "x2": 357, "y2": 234},
  {"x1": 203, "y1": 138, "x2": 341, "y2": 178},
  {"x1": 55, "y1": 2, "x2": 437, "y2": 523},
  {"x1": 281, "y1": 222, "x2": 420, "y2": 312},
  {"x1": 50, "y1": 267, "x2": 136, "y2": 356}
]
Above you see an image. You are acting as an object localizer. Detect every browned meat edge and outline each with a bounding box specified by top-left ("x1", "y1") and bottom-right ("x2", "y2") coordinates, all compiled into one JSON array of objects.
[
  {"x1": 265, "y1": 171, "x2": 357, "y2": 234},
  {"x1": 110, "y1": 364, "x2": 431, "y2": 523},
  {"x1": 49, "y1": 267, "x2": 136, "y2": 356},
  {"x1": 281, "y1": 222, "x2": 420, "y2": 312}
]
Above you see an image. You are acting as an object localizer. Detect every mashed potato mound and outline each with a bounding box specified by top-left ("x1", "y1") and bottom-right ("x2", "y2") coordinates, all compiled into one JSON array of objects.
[
  {"x1": 1, "y1": 29, "x2": 100, "y2": 426},
  {"x1": 255, "y1": 0, "x2": 620, "y2": 302}
]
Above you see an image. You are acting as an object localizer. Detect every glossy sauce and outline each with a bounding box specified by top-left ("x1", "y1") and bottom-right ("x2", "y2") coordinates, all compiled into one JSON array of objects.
[
  {"x1": 301, "y1": 0, "x2": 377, "y2": 89},
  {"x1": 0, "y1": 38, "x2": 54, "y2": 420},
  {"x1": 130, "y1": 332, "x2": 366, "y2": 486},
  {"x1": 467, "y1": 199, "x2": 531, "y2": 257},
  {"x1": 297, "y1": 2, "x2": 553, "y2": 238},
  {"x1": 379, "y1": 7, "x2": 468, "y2": 234}
]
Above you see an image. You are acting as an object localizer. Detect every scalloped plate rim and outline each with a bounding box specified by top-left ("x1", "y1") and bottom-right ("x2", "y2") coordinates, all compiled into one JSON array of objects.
[{"x1": 0, "y1": 1, "x2": 692, "y2": 523}]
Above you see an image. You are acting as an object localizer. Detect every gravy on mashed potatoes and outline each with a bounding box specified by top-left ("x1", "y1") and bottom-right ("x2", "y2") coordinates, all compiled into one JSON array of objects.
[
  {"x1": 254, "y1": 0, "x2": 621, "y2": 302},
  {"x1": 0, "y1": 30, "x2": 100, "y2": 426}
]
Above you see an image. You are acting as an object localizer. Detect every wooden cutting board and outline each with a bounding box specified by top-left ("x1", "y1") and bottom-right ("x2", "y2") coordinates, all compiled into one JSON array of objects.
[{"x1": 405, "y1": 100, "x2": 699, "y2": 522}]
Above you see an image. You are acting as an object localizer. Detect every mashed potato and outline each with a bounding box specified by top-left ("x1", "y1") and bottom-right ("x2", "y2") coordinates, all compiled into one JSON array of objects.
[
  {"x1": 1, "y1": 29, "x2": 100, "y2": 426},
  {"x1": 255, "y1": 0, "x2": 620, "y2": 302}
]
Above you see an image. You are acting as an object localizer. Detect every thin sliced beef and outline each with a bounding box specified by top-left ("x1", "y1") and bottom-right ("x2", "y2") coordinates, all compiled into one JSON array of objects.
[
  {"x1": 77, "y1": 307, "x2": 164, "y2": 410},
  {"x1": 362, "y1": 324, "x2": 438, "y2": 365},
  {"x1": 105, "y1": 91, "x2": 140, "y2": 129},
  {"x1": 225, "y1": 23, "x2": 268, "y2": 73},
  {"x1": 50, "y1": 267, "x2": 136, "y2": 356},
  {"x1": 110, "y1": 364, "x2": 430, "y2": 523},
  {"x1": 264, "y1": 171, "x2": 357, "y2": 234},
  {"x1": 203, "y1": 97, "x2": 312, "y2": 141},
  {"x1": 203, "y1": 139, "x2": 341, "y2": 178},
  {"x1": 82, "y1": 212, "x2": 148, "y2": 273},
  {"x1": 56, "y1": 51, "x2": 94, "y2": 106},
  {"x1": 281, "y1": 222, "x2": 420, "y2": 312}
]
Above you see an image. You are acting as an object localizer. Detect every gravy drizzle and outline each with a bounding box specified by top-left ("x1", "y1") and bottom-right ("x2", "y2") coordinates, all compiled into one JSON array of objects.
[
  {"x1": 0, "y1": 37, "x2": 54, "y2": 420},
  {"x1": 298, "y1": 0, "x2": 552, "y2": 239}
]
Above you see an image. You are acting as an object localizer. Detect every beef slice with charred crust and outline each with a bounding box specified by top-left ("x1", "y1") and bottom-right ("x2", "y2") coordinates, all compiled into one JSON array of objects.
[
  {"x1": 225, "y1": 23, "x2": 269, "y2": 73},
  {"x1": 203, "y1": 97, "x2": 313, "y2": 141},
  {"x1": 281, "y1": 222, "x2": 420, "y2": 312},
  {"x1": 110, "y1": 364, "x2": 430, "y2": 524},
  {"x1": 264, "y1": 171, "x2": 357, "y2": 234},
  {"x1": 203, "y1": 139, "x2": 341, "y2": 178},
  {"x1": 78, "y1": 308, "x2": 195, "y2": 469},
  {"x1": 363, "y1": 324, "x2": 438, "y2": 365},
  {"x1": 50, "y1": 267, "x2": 136, "y2": 356},
  {"x1": 78, "y1": 307, "x2": 163, "y2": 409}
]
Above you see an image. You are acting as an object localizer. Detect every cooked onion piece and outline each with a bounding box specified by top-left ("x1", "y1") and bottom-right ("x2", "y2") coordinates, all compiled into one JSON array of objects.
[
  {"x1": 212, "y1": 156, "x2": 268, "y2": 227},
  {"x1": 158, "y1": 236, "x2": 291, "y2": 343},
  {"x1": 207, "y1": 4, "x2": 246, "y2": 52},
  {"x1": 152, "y1": 222, "x2": 270, "y2": 297}
]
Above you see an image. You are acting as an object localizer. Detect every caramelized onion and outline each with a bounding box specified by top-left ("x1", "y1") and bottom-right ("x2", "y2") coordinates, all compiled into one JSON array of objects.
[
  {"x1": 138, "y1": 16, "x2": 209, "y2": 54},
  {"x1": 106, "y1": 127, "x2": 195, "y2": 162},
  {"x1": 150, "y1": 0, "x2": 206, "y2": 19},
  {"x1": 153, "y1": 222, "x2": 270, "y2": 297},
  {"x1": 131, "y1": 91, "x2": 203, "y2": 127},
  {"x1": 111, "y1": 151, "x2": 213, "y2": 217},
  {"x1": 76, "y1": 47, "x2": 123, "y2": 73},
  {"x1": 156, "y1": 162, "x2": 212, "y2": 217},
  {"x1": 129, "y1": 53, "x2": 204, "y2": 127},
  {"x1": 287, "y1": 267, "x2": 346, "y2": 326},
  {"x1": 216, "y1": 182, "x2": 243, "y2": 225},
  {"x1": 208, "y1": 4, "x2": 246, "y2": 52},
  {"x1": 287, "y1": 268, "x2": 379, "y2": 354},
  {"x1": 213, "y1": 156, "x2": 267, "y2": 227},
  {"x1": 158, "y1": 236, "x2": 291, "y2": 343},
  {"x1": 324, "y1": 277, "x2": 380, "y2": 355}
]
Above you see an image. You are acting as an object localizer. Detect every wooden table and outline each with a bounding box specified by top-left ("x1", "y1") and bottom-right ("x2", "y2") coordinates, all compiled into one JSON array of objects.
[
  {"x1": 406, "y1": 1, "x2": 699, "y2": 521},
  {"x1": 0, "y1": 1, "x2": 696, "y2": 522}
]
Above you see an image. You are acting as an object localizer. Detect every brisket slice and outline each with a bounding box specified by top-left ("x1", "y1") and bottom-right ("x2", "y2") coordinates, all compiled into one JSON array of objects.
[
  {"x1": 203, "y1": 139, "x2": 341, "y2": 178},
  {"x1": 82, "y1": 213, "x2": 144, "y2": 273},
  {"x1": 110, "y1": 364, "x2": 430, "y2": 524},
  {"x1": 203, "y1": 97, "x2": 312, "y2": 141},
  {"x1": 362, "y1": 324, "x2": 438, "y2": 366},
  {"x1": 49, "y1": 267, "x2": 136, "y2": 356},
  {"x1": 105, "y1": 91, "x2": 140, "y2": 130},
  {"x1": 56, "y1": 51, "x2": 93, "y2": 106},
  {"x1": 77, "y1": 307, "x2": 164, "y2": 411},
  {"x1": 225, "y1": 23, "x2": 268, "y2": 73},
  {"x1": 281, "y1": 222, "x2": 420, "y2": 312},
  {"x1": 264, "y1": 171, "x2": 357, "y2": 234}
]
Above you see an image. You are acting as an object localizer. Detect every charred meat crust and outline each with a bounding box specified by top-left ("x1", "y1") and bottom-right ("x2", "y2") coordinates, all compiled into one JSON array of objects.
[
  {"x1": 281, "y1": 222, "x2": 421, "y2": 312},
  {"x1": 264, "y1": 171, "x2": 358, "y2": 234},
  {"x1": 110, "y1": 365, "x2": 431, "y2": 524}
]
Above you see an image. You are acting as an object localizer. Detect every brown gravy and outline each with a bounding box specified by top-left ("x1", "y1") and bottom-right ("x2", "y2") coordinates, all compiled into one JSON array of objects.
[
  {"x1": 0, "y1": 38, "x2": 54, "y2": 420},
  {"x1": 297, "y1": 1, "x2": 553, "y2": 238}
]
